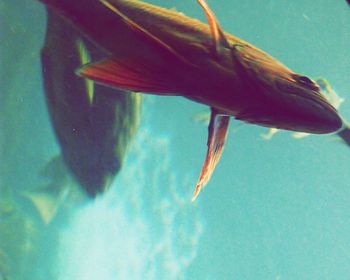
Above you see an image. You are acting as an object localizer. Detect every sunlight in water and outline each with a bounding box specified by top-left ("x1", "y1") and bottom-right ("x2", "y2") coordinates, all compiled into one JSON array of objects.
[{"x1": 56, "y1": 126, "x2": 203, "y2": 280}]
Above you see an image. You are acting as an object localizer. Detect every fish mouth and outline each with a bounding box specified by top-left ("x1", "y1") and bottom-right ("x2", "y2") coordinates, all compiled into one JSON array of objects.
[
  {"x1": 276, "y1": 82, "x2": 343, "y2": 134},
  {"x1": 237, "y1": 80, "x2": 343, "y2": 134}
]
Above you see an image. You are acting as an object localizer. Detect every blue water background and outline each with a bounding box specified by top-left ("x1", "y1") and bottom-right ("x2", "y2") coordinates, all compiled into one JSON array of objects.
[{"x1": 1, "y1": 0, "x2": 350, "y2": 279}]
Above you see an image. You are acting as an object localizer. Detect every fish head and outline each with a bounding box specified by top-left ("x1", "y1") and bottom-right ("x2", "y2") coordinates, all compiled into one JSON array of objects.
[
  {"x1": 231, "y1": 45, "x2": 343, "y2": 134},
  {"x1": 234, "y1": 72, "x2": 343, "y2": 134},
  {"x1": 268, "y1": 73, "x2": 343, "y2": 133}
]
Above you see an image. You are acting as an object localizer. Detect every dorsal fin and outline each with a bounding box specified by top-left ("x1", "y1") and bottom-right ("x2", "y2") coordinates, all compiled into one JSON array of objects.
[
  {"x1": 196, "y1": 0, "x2": 230, "y2": 55},
  {"x1": 99, "y1": 0, "x2": 194, "y2": 67}
]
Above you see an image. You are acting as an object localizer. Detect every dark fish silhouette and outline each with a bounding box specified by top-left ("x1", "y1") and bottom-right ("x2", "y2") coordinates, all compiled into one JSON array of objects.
[
  {"x1": 40, "y1": 0, "x2": 342, "y2": 200},
  {"x1": 41, "y1": 9, "x2": 141, "y2": 197}
]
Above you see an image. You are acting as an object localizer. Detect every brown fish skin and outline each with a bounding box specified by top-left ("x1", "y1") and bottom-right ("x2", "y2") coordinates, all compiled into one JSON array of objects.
[
  {"x1": 40, "y1": 0, "x2": 341, "y2": 135},
  {"x1": 41, "y1": 8, "x2": 141, "y2": 197},
  {"x1": 39, "y1": 0, "x2": 342, "y2": 200}
]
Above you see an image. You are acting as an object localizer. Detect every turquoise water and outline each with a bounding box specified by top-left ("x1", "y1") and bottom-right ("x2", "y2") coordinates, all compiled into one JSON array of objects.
[{"x1": 1, "y1": 0, "x2": 350, "y2": 279}]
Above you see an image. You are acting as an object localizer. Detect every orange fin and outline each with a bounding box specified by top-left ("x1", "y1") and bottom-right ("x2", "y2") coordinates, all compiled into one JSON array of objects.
[
  {"x1": 99, "y1": 0, "x2": 194, "y2": 68},
  {"x1": 197, "y1": 0, "x2": 229, "y2": 54},
  {"x1": 192, "y1": 108, "x2": 230, "y2": 201},
  {"x1": 78, "y1": 58, "x2": 183, "y2": 95}
]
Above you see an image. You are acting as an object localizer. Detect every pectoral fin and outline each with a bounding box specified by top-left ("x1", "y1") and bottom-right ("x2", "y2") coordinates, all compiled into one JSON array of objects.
[
  {"x1": 192, "y1": 108, "x2": 230, "y2": 201},
  {"x1": 197, "y1": 0, "x2": 229, "y2": 55},
  {"x1": 78, "y1": 58, "x2": 184, "y2": 95}
]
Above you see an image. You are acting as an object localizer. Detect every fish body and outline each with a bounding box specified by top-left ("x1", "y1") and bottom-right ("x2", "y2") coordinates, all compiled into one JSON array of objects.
[
  {"x1": 41, "y1": 8, "x2": 141, "y2": 196},
  {"x1": 40, "y1": 0, "x2": 342, "y2": 199},
  {"x1": 40, "y1": 0, "x2": 341, "y2": 134}
]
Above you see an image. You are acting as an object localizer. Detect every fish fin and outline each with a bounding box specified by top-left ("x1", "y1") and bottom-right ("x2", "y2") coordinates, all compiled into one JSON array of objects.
[
  {"x1": 292, "y1": 132, "x2": 310, "y2": 139},
  {"x1": 315, "y1": 78, "x2": 344, "y2": 110},
  {"x1": 99, "y1": 0, "x2": 194, "y2": 68},
  {"x1": 196, "y1": 0, "x2": 229, "y2": 55},
  {"x1": 192, "y1": 110, "x2": 211, "y2": 125},
  {"x1": 39, "y1": 155, "x2": 66, "y2": 180},
  {"x1": 192, "y1": 108, "x2": 230, "y2": 201},
  {"x1": 21, "y1": 188, "x2": 69, "y2": 225},
  {"x1": 76, "y1": 39, "x2": 95, "y2": 105},
  {"x1": 78, "y1": 58, "x2": 184, "y2": 95},
  {"x1": 261, "y1": 128, "x2": 279, "y2": 140}
]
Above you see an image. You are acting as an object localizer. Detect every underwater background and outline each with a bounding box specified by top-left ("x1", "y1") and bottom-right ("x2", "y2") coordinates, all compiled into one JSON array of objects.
[{"x1": 1, "y1": 0, "x2": 350, "y2": 279}]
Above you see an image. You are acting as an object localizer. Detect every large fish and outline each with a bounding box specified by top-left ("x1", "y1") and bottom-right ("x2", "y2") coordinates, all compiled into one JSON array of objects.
[
  {"x1": 41, "y1": 8, "x2": 141, "y2": 197},
  {"x1": 39, "y1": 0, "x2": 343, "y2": 200}
]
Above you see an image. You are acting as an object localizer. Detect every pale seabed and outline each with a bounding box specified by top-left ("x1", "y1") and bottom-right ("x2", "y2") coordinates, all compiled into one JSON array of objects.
[
  {"x1": 2, "y1": 0, "x2": 350, "y2": 279},
  {"x1": 56, "y1": 127, "x2": 203, "y2": 280}
]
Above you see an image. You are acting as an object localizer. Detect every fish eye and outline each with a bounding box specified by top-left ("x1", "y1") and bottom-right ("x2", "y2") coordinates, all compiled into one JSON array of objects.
[
  {"x1": 298, "y1": 76, "x2": 313, "y2": 84},
  {"x1": 293, "y1": 74, "x2": 319, "y2": 91}
]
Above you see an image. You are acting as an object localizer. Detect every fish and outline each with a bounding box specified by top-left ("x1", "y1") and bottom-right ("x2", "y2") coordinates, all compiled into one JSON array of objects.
[
  {"x1": 261, "y1": 78, "x2": 345, "y2": 141},
  {"x1": 41, "y1": 8, "x2": 142, "y2": 197},
  {"x1": 39, "y1": 0, "x2": 343, "y2": 200}
]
